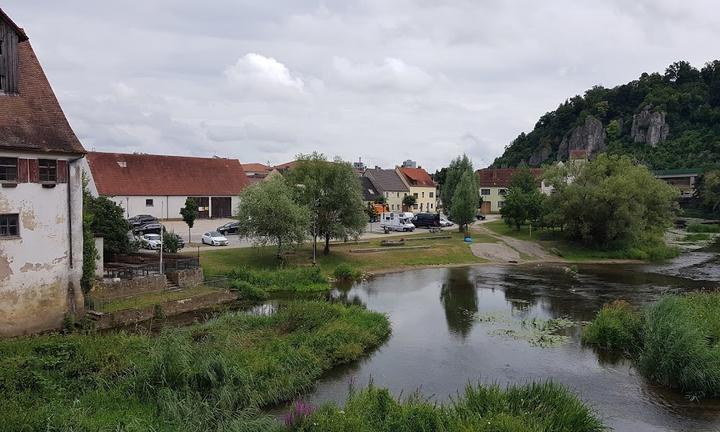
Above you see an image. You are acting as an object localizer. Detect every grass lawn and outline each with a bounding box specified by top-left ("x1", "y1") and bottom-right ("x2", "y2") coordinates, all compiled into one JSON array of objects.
[
  {"x1": 0, "y1": 302, "x2": 390, "y2": 431},
  {"x1": 92, "y1": 285, "x2": 221, "y2": 313},
  {"x1": 484, "y1": 220, "x2": 678, "y2": 261},
  {"x1": 198, "y1": 231, "x2": 490, "y2": 278}
]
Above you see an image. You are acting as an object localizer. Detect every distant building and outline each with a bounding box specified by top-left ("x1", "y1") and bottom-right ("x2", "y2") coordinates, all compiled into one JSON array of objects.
[
  {"x1": 85, "y1": 152, "x2": 249, "y2": 219},
  {"x1": 0, "y1": 8, "x2": 86, "y2": 336},
  {"x1": 653, "y1": 168, "x2": 703, "y2": 198},
  {"x1": 242, "y1": 163, "x2": 272, "y2": 185},
  {"x1": 477, "y1": 168, "x2": 543, "y2": 213},
  {"x1": 364, "y1": 168, "x2": 410, "y2": 212},
  {"x1": 352, "y1": 158, "x2": 367, "y2": 173},
  {"x1": 401, "y1": 159, "x2": 417, "y2": 168},
  {"x1": 359, "y1": 176, "x2": 382, "y2": 205},
  {"x1": 398, "y1": 167, "x2": 438, "y2": 212}
]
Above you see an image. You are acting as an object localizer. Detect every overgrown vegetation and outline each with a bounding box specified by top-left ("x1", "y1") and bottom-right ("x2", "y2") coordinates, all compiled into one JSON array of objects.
[
  {"x1": 583, "y1": 293, "x2": 720, "y2": 399},
  {"x1": 687, "y1": 223, "x2": 720, "y2": 233},
  {"x1": 333, "y1": 263, "x2": 362, "y2": 281},
  {"x1": 0, "y1": 302, "x2": 390, "y2": 431},
  {"x1": 290, "y1": 382, "x2": 604, "y2": 432},
  {"x1": 493, "y1": 60, "x2": 720, "y2": 170},
  {"x1": 228, "y1": 266, "x2": 329, "y2": 293}
]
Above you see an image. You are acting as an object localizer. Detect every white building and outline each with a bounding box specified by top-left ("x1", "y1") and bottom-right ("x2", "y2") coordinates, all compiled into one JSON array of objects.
[
  {"x1": 85, "y1": 152, "x2": 250, "y2": 220},
  {"x1": 0, "y1": 9, "x2": 85, "y2": 336}
]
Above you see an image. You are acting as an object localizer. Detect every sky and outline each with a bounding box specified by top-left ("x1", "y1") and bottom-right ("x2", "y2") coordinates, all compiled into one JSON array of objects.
[{"x1": 4, "y1": 1, "x2": 720, "y2": 171}]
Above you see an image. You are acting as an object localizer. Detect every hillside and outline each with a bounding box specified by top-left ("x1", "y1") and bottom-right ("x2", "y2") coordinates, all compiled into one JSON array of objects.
[{"x1": 492, "y1": 61, "x2": 720, "y2": 169}]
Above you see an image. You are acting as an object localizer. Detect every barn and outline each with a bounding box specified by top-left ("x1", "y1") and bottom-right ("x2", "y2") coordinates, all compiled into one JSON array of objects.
[{"x1": 85, "y1": 152, "x2": 249, "y2": 220}]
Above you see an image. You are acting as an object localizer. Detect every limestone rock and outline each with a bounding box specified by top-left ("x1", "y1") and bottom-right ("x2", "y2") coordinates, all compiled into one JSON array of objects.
[
  {"x1": 631, "y1": 106, "x2": 669, "y2": 147},
  {"x1": 529, "y1": 143, "x2": 551, "y2": 166},
  {"x1": 557, "y1": 115, "x2": 606, "y2": 160}
]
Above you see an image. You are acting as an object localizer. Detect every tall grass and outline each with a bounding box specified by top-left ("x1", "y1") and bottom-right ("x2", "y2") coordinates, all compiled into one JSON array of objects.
[
  {"x1": 0, "y1": 302, "x2": 390, "y2": 431},
  {"x1": 229, "y1": 266, "x2": 329, "y2": 292},
  {"x1": 291, "y1": 382, "x2": 604, "y2": 432},
  {"x1": 687, "y1": 223, "x2": 720, "y2": 233},
  {"x1": 583, "y1": 292, "x2": 720, "y2": 399}
]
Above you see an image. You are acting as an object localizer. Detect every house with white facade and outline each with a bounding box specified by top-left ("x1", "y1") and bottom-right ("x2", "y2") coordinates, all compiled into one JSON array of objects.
[
  {"x1": 476, "y1": 168, "x2": 543, "y2": 213},
  {"x1": 0, "y1": 9, "x2": 86, "y2": 336},
  {"x1": 85, "y1": 152, "x2": 250, "y2": 219},
  {"x1": 398, "y1": 166, "x2": 438, "y2": 212},
  {"x1": 364, "y1": 168, "x2": 410, "y2": 212}
]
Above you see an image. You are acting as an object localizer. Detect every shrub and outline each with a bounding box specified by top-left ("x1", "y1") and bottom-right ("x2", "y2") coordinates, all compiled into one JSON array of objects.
[
  {"x1": 582, "y1": 300, "x2": 642, "y2": 352},
  {"x1": 293, "y1": 382, "x2": 604, "y2": 432},
  {"x1": 687, "y1": 223, "x2": 720, "y2": 233},
  {"x1": 230, "y1": 280, "x2": 268, "y2": 301},
  {"x1": 333, "y1": 263, "x2": 362, "y2": 281},
  {"x1": 228, "y1": 266, "x2": 329, "y2": 292},
  {"x1": 684, "y1": 233, "x2": 711, "y2": 242}
]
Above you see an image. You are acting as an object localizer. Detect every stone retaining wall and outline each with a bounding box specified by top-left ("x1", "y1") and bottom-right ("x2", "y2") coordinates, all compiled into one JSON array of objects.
[
  {"x1": 93, "y1": 274, "x2": 167, "y2": 300},
  {"x1": 167, "y1": 268, "x2": 203, "y2": 288}
]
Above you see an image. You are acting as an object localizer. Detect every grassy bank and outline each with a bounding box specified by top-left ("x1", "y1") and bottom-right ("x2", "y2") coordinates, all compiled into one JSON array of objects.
[
  {"x1": 200, "y1": 231, "x2": 488, "y2": 278},
  {"x1": 0, "y1": 302, "x2": 390, "y2": 431},
  {"x1": 287, "y1": 382, "x2": 604, "y2": 432},
  {"x1": 583, "y1": 292, "x2": 720, "y2": 399},
  {"x1": 484, "y1": 220, "x2": 679, "y2": 261}
]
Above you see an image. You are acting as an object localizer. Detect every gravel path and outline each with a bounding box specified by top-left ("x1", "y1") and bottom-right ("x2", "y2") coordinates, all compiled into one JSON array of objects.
[{"x1": 471, "y1": 222, "x2": 559, "y2": 263}]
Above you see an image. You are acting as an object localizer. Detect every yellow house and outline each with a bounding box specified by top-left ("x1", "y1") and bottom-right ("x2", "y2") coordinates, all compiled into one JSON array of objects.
[
  {"x1": 476, "y1": 168, "x2": 543, "y2": 214},
  {"x1": 363, "y1": 168, "x2": 410, "y2": 212},
  {"x1": 398, "y1": 167, "x2": 438, "y2": 213}
]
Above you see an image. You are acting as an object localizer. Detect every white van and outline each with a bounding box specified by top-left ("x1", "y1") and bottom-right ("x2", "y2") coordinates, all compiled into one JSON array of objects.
[{"x1": 380, "y1": 212, "x2": 416, "y2": 233}]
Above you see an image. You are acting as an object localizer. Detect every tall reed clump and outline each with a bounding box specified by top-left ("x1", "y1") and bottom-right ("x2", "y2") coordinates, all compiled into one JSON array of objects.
[
  {"x1": 0, "y1": 302, "x2": 390, "y2": 431},
  {"x1": 291, "y1": 381, "x2": 604, "y2": 432},
  {"x1": 583, "y1": 292, "x2": 720, "y2": 399},
  {"x1": 229, "y1": 266, "x2": 329, "y2": 292}
]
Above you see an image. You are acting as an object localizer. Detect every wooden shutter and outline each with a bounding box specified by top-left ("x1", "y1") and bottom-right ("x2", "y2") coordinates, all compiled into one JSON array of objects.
[
  {"x1": 16, "y1": 158, "x2": 28, "y2": 182},
  {"x1": 28, "y1": 159, "x2": 39, "y2": 183},
  {"x1": 56, "y1": 160, "x2": 68, "y2": 183}
]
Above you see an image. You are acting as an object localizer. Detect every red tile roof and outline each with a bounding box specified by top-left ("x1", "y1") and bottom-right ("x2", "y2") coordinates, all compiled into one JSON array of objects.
[
  {"x1": 476, "y1": 168, "x2": 543, "y2": 188},
  {"x1": 569, "y1": 149, "x2": 589, "y2": 160},
  {"x1": 274, "y1": 161, "x2": 298, "y2": 171},
  {"x1": 0, "y1": 10, "x2": 85, "y2": 154},
  {"x1": 399, "y1": 167, "x2": 436, "y2": 187},
  {"x1": 242, "y1": 163, "x2": 271, "y2": 174},
  {"x1": 87, "y1": 152, "x2": 249, "y2": 196}
]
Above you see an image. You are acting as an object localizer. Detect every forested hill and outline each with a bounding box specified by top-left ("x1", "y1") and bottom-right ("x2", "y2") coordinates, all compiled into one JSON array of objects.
[{"x1": 492, "y1": 61, "x2": 720, "y2": 170}]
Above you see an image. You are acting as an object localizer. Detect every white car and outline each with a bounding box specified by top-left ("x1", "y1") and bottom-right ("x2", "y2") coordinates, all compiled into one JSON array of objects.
[
  {"x1": 439, "y1": 217, "x2": 453, "y2": 227},
  {"x1": 202, "y1": 231, "x2": 229, "y2": 246},
  {"x1": 141, "y1": 233, "x2": 162, "y2": 250}
]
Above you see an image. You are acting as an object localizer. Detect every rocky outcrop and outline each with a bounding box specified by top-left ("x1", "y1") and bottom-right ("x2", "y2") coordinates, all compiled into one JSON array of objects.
[
  {"x1": 631, "y1": 105, "x2": 669, "y2": 147},
  {"x1": 557, "y1": 115, "x2": 606, "y2": 161},
  {"x1": 529, "y1": 143, "x2": 551, "y2": 166}
]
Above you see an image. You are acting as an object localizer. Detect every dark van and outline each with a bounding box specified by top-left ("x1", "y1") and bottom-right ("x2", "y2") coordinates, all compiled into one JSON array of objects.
[{"x1": 412, "y1": 213, "x2": 440, "y2": 228}]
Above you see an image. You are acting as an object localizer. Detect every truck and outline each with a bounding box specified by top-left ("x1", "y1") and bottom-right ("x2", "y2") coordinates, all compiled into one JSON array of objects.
[{"x1": 380, "y1": 212, "x2": 416, "y2": 233}]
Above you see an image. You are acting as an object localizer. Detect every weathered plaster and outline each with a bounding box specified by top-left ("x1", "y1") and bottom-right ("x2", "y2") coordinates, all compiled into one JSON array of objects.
[
  {"x1": 21, "y1": 207, "x2": 37, "y2": 231},
  {"x1": 0, "y1": 254, "x2": 13, "y2": 281}
]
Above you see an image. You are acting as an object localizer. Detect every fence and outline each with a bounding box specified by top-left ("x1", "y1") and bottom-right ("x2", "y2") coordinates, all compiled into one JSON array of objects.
[{"x1": 103, "y1": 255, "x2": 200, "y2": 280}]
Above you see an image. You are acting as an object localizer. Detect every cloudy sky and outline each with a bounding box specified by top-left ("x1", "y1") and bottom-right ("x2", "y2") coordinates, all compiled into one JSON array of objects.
[{"x1": 4, "y1": 1, "x2": 720, "y2": 171}]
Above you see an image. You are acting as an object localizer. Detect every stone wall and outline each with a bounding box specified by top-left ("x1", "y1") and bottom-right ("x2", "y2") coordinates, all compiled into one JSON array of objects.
[
  {"x1": 166, "y1": 267, "x2": 203, "y2": 288},
  {"x1": 93, "y1": 274, "x2": 167, "y2": 300}
]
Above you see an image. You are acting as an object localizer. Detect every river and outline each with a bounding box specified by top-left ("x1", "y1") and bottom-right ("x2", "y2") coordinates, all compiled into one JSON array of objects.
[{"x1": 296, "y1": 252, "x2": 720, "y2": 432}]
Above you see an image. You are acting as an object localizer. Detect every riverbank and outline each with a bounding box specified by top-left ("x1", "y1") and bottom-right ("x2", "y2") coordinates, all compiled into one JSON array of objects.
[{"x1": 0, "y1": 302, "x2": 390, "y2": 431}]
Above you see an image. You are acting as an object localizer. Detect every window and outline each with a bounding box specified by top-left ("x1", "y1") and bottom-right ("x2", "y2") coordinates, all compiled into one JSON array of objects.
[
  {"x1": 421, "y1": 192, "x2": 425, "y2": 198},
  {"x1": 498, "y1": 201, "x2": 505, "y2": 209},
  {"x1": 481, "y1": 188, "x2": 491, "y2": 196},
  {"x1": 146, "y1": 199, "x2": 154, "y2": 207},
  {"x1": 397, "y1": 192, "x2": 400, "y2": 198},
  {"x1": 0, "y1": 214, "x2": 19, "y2": 237},
  {"x1": 413, "y1": 193, "x2": 418, "y2": 198},
  {"x1": 498, "y1": 188, "x2": 507, "y2": 196},
  {"x1": 0, "y1": 158, "x2": 18, "y2": 182},
  {"x1": 38, "y1": 159, "x2": 57, "y2": 183},
  {"x1": 430, "y1": 203, "x2": 433, "y2": 209},
  {"x1": 429, "y1": 192, "x2": 434, "y2": 198}
]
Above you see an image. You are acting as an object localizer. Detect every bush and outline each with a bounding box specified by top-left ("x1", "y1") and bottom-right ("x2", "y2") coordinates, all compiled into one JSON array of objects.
[
  {"x1": 228, "y1": 266, "x2": 329, "y2": 292},
  {"x1": 582, "y1": 300, "x2": 642, "y2": 352},
  {"x1": 230, "y1": 280, "x2": 268, "y2": 301},
  {"x1": 687, "y1": 223, "x2": 720, "y2": 233},
  {"x1": 333, "y1": 263, "x2": 362, "y2": 281},
  {"x1": 163, "y1": 232, "x2": 183, "y2": 253},
  {"x1": 684, "y1": 233, "x2": 711, "y2": 242},
  {"x1": 293, "y1": 382, "x2": 604, "y2": 432}
]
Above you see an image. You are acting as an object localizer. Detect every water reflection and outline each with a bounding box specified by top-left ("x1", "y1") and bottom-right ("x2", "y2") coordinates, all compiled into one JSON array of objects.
[{"x1": 439, "y1": 267, "x2": 478, "y2": 338}]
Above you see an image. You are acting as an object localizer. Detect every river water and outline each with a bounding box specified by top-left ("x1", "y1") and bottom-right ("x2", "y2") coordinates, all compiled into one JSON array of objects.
[{"x1": 298, "y1": 252, "x2": 720, "y2": 432}]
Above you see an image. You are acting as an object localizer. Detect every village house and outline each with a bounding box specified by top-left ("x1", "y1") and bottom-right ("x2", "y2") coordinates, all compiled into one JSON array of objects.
[
  {"x1": 359, "y1": 176, "x2": 382, "y2": 206},
  {"x1": 476, "y1": 168, "x2": 543, "y2": 213},
  {"x1": 398, "y1": 166, "x2": 438, "y2": 212},
  {"x1": 85, "y1": 152, "x2": 249, "y2": 219},
  {"x1": 364, "y1": 168, "x2": 411, "y2": 212},
  {"x1": 0, "y1": 9, "x2": 86, "y2": 336},
  {"x1": 652, "y1": 168, "x2": 703, "y2": 199}
]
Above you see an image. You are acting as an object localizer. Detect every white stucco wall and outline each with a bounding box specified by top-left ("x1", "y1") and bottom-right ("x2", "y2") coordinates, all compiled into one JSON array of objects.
[
  {"x1": 108, "y1": 195, "x2": 239, "y2": 220},
  {"x1": 0, "y1": 151, "x2": 84, "y2": 337}
]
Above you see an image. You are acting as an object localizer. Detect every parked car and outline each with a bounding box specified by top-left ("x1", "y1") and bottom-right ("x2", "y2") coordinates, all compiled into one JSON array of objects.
[
  {"x1": 476, "y1": 211, "x2": 486, "y2": 220},
  {"x1": 380, "y1": 212, "x2": 415, "y2": 233},
  {"x1": 217, "y1": 221, "x2": 240, "y2": 235},
  {"x1": 135, "y1": 223, "x2": 165, "y2": 235},
  {"x1": 412, "y1": 213, "x2": 441, "y2": 228},
  {"x1": 141, "y1": 233, "x2": 163, "y2": 250},
  {"x1": 439, "y1": 216, "x2": 453, "y2": 227},
  {"x1": 164, "y1": 232, "x2": 185, "y2": 251},
  {"x1": 128, "y1": 214, "x2": 157, "y2": 227},
  {"x1": 202, "y1": 231, "x2": 229, "y2": 246}
]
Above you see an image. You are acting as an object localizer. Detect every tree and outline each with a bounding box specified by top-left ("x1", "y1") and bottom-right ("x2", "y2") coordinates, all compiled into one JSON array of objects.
[
  {"x1": 236, "y1": 175, "x2": 309, "y2": 258},
  {"x1": 554, "y1": 154, "x2": 677, "y2": 246},
  {"x1": 500, "y1": 168, "x2": 544, "y2": 230},
  {"x1": 287, "y1": 153, "x2": 367, "y2": 256},
  {"x1": 81, "y1": 176, "x2": 97, "y2": 297},
  {"x1": 450, "y1": 169, "x2": 478, "y2": 233},
  {"x1": 180, "y1": 198, "x2": 198, "y2": 244},
  {"x1": 699, "y1": 170, "x2": 720, "y2": 214},
  {"x1": 85, "y1": 194, "x2": 131, "y2": 259},
  {"x1": 402, "y1": 194, "x2": 417, "y2": 210},
  {"x1": 441, "y1": 154, "x2": 474, "y2": 213}
]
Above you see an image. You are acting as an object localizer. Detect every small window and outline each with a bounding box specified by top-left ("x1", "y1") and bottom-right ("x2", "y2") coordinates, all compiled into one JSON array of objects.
[
  {"x1": 429, "y1": 192, "x2": 434, "y2": 198},
  {"x1": 498, "y1": 201, "x2": 505, "y2": 208},
  {"x1": 413, "y1": 193, "x2": 418, "y2": 198},
  {"x1": 481, "y1": 189, "x2": 491, "y2": 196},
  {"x1": 0, "y1": 158, "x2": 18, "y2": 182},
  {"x1": 397, "y1": 192, "x2": 400, "y2": 198},
  {"x1": 38, "y1": 159, "x2": 57, "y2": 183},
  {"x1": 146, "y1": 199, "x2": 154, "y2": 207},
  {"x1": 0, "y1": 214, "x2": 19, "y2": 237},
  {"x1": 498, "y1": 188, "x2": 507, "y2": 196},
  {"x1": 430, "y1": 203, "x2": 433, "y2": 209},
  {"x1": 421, "y1": 192, "x2": 425, "y2": 198}
]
